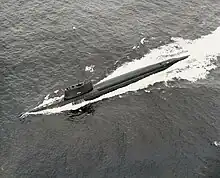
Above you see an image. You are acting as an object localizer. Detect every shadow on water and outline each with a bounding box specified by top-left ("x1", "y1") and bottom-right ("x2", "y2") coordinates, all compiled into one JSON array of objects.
[{"x1": 65, "y1": 103, "x2": 96, "y2": 122}]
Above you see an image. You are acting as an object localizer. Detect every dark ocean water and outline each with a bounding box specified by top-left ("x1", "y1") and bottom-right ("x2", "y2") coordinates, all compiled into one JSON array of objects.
[{"x1": 1, "y1": 0, "x2": 220, "y2": 177}]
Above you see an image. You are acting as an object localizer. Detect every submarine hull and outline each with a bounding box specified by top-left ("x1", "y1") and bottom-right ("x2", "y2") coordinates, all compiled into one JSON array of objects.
[{"x1": 28, "y1": 55, "x2": 189, "y2": 112}]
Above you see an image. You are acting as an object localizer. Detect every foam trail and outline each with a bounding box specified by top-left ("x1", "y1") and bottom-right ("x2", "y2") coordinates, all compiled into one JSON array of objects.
[{"x1": 26, "y1": 27, "x2": 220, "y2": 116}]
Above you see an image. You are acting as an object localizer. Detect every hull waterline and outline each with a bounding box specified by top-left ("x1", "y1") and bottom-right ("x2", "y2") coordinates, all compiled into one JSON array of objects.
[{"x1": 28, "y1": 55, "x2": 189, "y2": 113}]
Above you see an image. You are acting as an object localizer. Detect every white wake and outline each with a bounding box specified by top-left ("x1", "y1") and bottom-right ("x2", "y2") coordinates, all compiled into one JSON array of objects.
[{"x1": 26, "y1": 27, "x2": 220, "y2": 116}]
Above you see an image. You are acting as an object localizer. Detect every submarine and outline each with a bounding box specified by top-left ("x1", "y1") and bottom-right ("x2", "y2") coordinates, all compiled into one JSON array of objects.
[{"x1": 28, "y1": 55, "x2": 189, "y2": 113}]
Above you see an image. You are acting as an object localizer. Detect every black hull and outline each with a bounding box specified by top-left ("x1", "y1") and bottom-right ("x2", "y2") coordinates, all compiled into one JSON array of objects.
[{"x1": 29, "y1": 55, "x2": 189, "y2": 112}]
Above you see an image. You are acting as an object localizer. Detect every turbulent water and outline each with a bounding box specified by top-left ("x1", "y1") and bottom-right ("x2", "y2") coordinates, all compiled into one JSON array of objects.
[{"x1": 1, "y1": 0, "x2": 220, "y2": 177}]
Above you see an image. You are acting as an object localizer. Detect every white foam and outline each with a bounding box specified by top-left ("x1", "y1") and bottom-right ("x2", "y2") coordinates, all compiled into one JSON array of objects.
[
  {"x1": 27, "y1": 27, "x2": 220, "y2": 115},
  {"x1": 54, "y1": 90, "x2": 59, "y2": 94},
  {"x1": 44, "y1": 94, "x2": 50, "y2": 100},
  {"x1": 114, "y1": 60, "x2": 119, "y2": 65},
  {"x1": 140, "y1": 37, "x2": 146, "y2": 44},
  {"x1": 85, "y1": 65, "x2": 95, "y2": 72},
  {"x1": 213, "y1": 141, "x2": 220, "y2": 147},
  {"x1": 32, "y1": 95, "x2": 64, "y2": 110}
]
